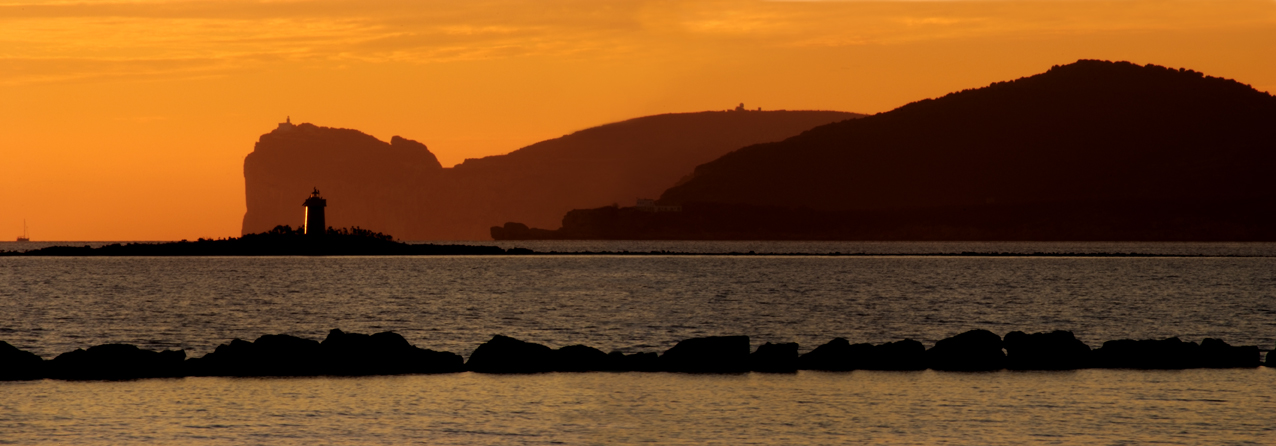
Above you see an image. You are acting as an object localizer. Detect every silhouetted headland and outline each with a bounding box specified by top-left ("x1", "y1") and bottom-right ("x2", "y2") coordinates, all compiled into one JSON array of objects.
[
  {"x1": 243, "y1": 110, "x2": 862, "y2": 240},
  {"x1": 1, "y1": 225, "x2": 511, "y2": 256},
  {"x1": 496, "y1": 60, "x2": 1276, "y2": 241},
  {"x1": 2, "y1": 329, "x2": 1270, "y2": 380}
]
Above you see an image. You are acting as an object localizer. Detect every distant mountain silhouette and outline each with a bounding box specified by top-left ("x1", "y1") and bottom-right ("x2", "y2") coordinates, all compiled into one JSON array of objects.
[
  {"x1": 499, "y1": 60, "x2": 1276, "y2": 240},
  {"x1": 662, "y1": 60, "x2": 1276, "y2": 211},
  {"x1": 242, "y1": 110, "x2": 861, "y2": 239}
]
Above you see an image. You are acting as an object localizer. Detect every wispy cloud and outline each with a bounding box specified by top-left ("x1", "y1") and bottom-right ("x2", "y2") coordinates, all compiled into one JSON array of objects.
[{"x1": 2, "y1": 0, "x2": 1273, "y2": 84}]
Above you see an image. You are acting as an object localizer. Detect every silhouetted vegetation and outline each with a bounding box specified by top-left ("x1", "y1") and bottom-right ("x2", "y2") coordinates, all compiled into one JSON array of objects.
[{"x1": 3, "y1": 225, "x2": 505, "y2": 256}]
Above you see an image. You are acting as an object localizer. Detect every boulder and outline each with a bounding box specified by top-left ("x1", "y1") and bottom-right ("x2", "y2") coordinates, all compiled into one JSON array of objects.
[
  {"x1": 1091, "y1": 337, "x2": 1202, "y2": 369},
  {"x1": 797, "y1": 338, "x2": 868, "y2": 371},
  {"x1": 604, "y1": 351, "x2": 659, "y2": 372},
  {"x1": 926, "y1": 330, "x2": 1006, "y2": 371},
  {"x1": 1198, "y1": 338, "x2": 1260, "y2": 368},
  {"x1": 796, "y1": 338, "x2": 926, "y2": 371},
  {"x1": 1003, "y1": 330, "x2": 1092, "y2": 370},
  {"x1": 0, "y1": 341, "x2": 44, "y2": 380},
  {"x1": 553, "y1": 344, "x2": 610, "y2": 372},
  {"x1": 659, "y1": 336, "x2": 750, "y2": 373},
  {"x1": 863, "y1": 339, "x2": 927, "y2": 371},
  {"x1": 187, "y1": 334, "x2": 322, "y2": 376},
  {"x1": 186, "y1": 339, "x2": 250, "y2": 376},
  {"x1": 750, "y1": 342, "x2": 799, "y2": 373},
  {"x1": 48, "y1": 344, "x2": 185, "y2": 380},
  {"x1": 320, "y1": 329, "x2": 463, "y2": 375},
  {"x1": 466, "y1": 335, "x2": 555, "y2": 373}
]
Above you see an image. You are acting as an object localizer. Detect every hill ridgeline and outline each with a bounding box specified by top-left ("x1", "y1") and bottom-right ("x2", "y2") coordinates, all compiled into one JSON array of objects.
[
  {"x1": 242, "y1": 110, "x2": 861, "y2": 240},
  {"x1": 497, "y1": 60, "x2": 1276, "y2": 241}
]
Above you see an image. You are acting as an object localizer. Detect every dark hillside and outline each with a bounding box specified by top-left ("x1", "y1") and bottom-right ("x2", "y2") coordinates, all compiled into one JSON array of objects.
[
  {"x1": 500, "y1": 61, "x2": 1276, "y2": 240},
  {"x1": 660, "y1": 60, "x2": 1276, "y2": 214}
]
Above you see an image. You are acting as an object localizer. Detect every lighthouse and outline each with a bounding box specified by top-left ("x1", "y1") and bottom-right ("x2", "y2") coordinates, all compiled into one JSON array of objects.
[{"x1": 303, "y1": 188, "x2": 327, "y2": 237}]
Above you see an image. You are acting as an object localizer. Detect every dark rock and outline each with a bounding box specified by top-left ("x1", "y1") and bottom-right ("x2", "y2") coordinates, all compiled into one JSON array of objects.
[
  {"x1": 926, "y1": 330, "x2": 1005, "y2": 371},
  {"x1": 750, "y1": 342, "x2": 798, "y2": 373},
  {"x1": 1004, "y1": 330, "x2": 1092, "y2": 370},
  {"x1": 466, "y1": 335, "x2": 555, "y2": 374},
  {"x1": 659, "y1": 336, "x2": 750, "y2": 373},
  {"x1": 187, "y1": 334, "x2": 322, "y2": 377},
  {"x1": 185, "y1": 339, "x2": 250, "y2": 376},
  {"x1": 798, "y1": 338, "x2": 866, "y2": 371},
  {"x1": 0, "y1": 341, "x2": 45, "y2": 380},
  {"x1": 251, "y1": 334, "x2": 324, "y2": 374},
  {"x1": 604, "y1": 351, "x2": 659, "y2": 372},
  {"x1": 1091, "y1": 337, "x2": 1202, "y2": 369},
  {"x1": 863, "y1": 339, "x2": 927, "y2": 371},
  {"x1": 798, "y1": 338, "x2": 926, "y2": 371},
  {"x1": 49, "y1": 344, "x2": 185, "y2": 380},
  {"x1": 320, "y1": 329, "x2": 463, "y2": 375},
  {"x1": 1198, "y1": 338, "x2": 1260, "y2": 368},
  {"x1": 553, "y1": 344, "x2": 609, "y2": 372}
]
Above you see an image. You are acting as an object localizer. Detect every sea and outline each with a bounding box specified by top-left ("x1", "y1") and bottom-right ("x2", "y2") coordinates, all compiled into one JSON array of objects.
[{"x1": 1, "y1": 241, "x2": 1274, "y2": 445}]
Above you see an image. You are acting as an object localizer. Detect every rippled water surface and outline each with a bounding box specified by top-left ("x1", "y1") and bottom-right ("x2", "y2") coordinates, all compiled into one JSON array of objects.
[
  {"x1": 2, "y1": 243, "x2": 1275, "y2": 358},
  {"x1": 1, "y1": 241, "x2": 1274, "y2": 444},
  {"x1": 2, "y1": 369, "x2": 1273, "y2": 445}
]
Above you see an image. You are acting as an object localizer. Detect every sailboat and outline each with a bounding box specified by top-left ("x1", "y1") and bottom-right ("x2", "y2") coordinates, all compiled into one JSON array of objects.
[{"x1": 16, "y1": 220, "x2": 29, "y2": 242}]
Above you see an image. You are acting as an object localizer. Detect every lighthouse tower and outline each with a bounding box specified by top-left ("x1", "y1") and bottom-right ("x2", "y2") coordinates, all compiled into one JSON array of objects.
[{"x1": 303, "y1": 188, "x2": 327, "y2": 237}]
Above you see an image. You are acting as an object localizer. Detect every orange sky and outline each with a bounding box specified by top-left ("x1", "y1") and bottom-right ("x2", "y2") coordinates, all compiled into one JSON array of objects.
[{"x1": 3, "y1": 0, "x2": 1275, "y2": 241}]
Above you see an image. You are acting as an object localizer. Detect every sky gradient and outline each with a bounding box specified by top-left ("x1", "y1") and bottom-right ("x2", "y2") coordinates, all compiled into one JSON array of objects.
[{"x1": 3, "y1": 0, "x2": 1275, "y2": 240}]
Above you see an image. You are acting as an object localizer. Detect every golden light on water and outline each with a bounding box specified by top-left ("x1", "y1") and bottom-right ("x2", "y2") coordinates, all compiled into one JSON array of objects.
[{"x1": 3, "y1": 369, "x2": 1273, "y2": 444}]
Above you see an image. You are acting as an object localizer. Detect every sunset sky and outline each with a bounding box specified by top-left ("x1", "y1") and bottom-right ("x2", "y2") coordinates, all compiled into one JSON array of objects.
[{"x1": 3, "y1": 0, "x2": 1274, "y2": 241}]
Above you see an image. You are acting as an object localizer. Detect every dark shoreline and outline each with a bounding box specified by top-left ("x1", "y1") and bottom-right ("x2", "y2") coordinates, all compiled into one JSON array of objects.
[
  {"x1": 455, "y1": 251, "x2": 1269, "y2": 258},
  {"x1": 4, "y1": 250, "x2": 1271, "y2": 258},
  {"x1": 5, "y1": 227, "x2": 1272, "y2": 257},
  {"x1": 2, "y1": 329, "x2": 1271, "y2": 381},
  {"x1": 0, "y1": 226, "x2": 513, "y2": 257}
]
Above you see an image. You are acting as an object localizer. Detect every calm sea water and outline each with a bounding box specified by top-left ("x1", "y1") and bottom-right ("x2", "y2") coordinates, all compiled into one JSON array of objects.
[
  {"x1": 1, "y1": 241, "x2": 1274, "y2": 444},
  {"x1": 2, "y1": 370, "x2": 1273, "y2": 445}
]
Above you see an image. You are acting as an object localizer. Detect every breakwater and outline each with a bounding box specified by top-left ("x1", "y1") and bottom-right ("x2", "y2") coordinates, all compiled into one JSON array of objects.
[{"x1": 1, "y1": 329, "x2": 1270, "y2": 381}]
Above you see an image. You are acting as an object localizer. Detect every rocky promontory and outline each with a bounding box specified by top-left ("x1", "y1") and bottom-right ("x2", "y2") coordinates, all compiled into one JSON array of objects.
[{"x1": 243, "y1": 110, "x2": 862, "y2": 240}]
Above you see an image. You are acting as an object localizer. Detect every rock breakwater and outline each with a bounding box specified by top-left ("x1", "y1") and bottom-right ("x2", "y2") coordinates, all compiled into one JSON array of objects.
[{"x1": 2, "y1": 330, "x2": 1270, "y2": 381}]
